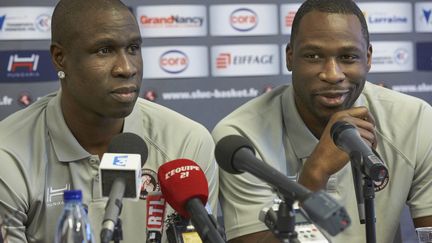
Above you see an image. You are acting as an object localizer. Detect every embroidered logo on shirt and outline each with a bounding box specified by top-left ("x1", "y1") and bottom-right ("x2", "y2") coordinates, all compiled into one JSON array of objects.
[
  {"x1": 46, "y1": 184, "x2": 71, "y2": 207},
  {"x1": 140, "y1": 169, "x2": 160, "y2": 200}
]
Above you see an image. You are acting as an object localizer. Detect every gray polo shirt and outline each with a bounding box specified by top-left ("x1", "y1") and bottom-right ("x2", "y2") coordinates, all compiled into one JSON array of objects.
[
  {"x1": 0, "y1": 91, "x2": 219, "y2": 243},
  {"x1": 212, "y1": 82, "x2": 432, "y2": 243}
]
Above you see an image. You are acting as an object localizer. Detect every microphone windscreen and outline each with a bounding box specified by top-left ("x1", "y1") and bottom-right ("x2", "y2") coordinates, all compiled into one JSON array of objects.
[
  {"x1": 157, "y1": 159, "x2": 208, "y2": 218},
  {"x1": 330, "y1": 121, "x2": 356, "y2": 145},
  {"x1": 214, "y1": 135, "x2": 255, "y2": 174},
  {"x1": 108, "y1": 132, "x2": 148, "y2": 167}
]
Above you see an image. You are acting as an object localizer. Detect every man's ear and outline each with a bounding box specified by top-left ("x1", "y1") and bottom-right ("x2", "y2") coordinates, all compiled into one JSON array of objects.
[
  {"x1": 286, "y1": 43, "x2": 293, "y2": 71},
  {"x1": 50, "y1": 42, "x2": 66, "y2": 70},
  {"x1": 366, "y1": 44, "x2": 373, "y2": 72}
]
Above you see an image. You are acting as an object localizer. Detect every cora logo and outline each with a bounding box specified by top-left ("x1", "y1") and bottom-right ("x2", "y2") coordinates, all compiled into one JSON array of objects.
[
  {"x1": 230, "y1": 8, "x2": 258, "y2": 32},
  {"x1": 159, "y1": 50, "x2": 189, "y2": 74}
]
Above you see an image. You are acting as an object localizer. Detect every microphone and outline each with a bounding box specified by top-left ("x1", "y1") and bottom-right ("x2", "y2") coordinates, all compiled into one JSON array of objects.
[
  {"x1": 215, "y1": 135, "x2": 351, "y2": 236},
  {"x1": 99, "y1": 132, "x2": 148, "y2": 243},
  {"x1": 146, "y1": 192, "x2": 166, "y2": 243},
  {"x1": 330, "y1": 121, "x2": 388, "y2": 182},
  {"x1": 157, "y1": 159, "x2": 225, "y2": 243}
]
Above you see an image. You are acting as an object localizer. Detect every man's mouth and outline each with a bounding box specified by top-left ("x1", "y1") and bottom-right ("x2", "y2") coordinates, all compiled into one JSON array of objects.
[
  {"x1": 111, "y1": 86, "x2": 138, "y2": 103},
  {"x1": 315, "y1": 90, "x2": 349, "y2": 107}
]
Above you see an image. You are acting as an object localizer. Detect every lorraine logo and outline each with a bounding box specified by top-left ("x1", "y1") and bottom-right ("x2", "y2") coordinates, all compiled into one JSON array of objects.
[
  {"x1": 216, "y1": 53, "x2": 231, "y2": 69},
  {"x1": 394, "y1": 48, "x2": 409, "y2": 64},
  {"x1": 35, "y1": 14, "x2": 51, "y2": 32},
  {"x1": 159, "y1": 50, "x2": 189, "y2": 74},
  {"x1": 423, "y1": 8, "x2": 432, "y2": 24},
  {"x1": 284, "y1": 10, "x2": 297, "y2": 27},
  {"x1": 230, "y1": 8, "x2": 258, "y2": 32},
  {"x1": 113, "y1": 155, "x2": 128, "y2": 166},
  {"x1": 0, "y1": 15, "x2": 5, "y2": 31},
  {"x1": 7, "y1": 54, "x2": 39, "y2": 72}
]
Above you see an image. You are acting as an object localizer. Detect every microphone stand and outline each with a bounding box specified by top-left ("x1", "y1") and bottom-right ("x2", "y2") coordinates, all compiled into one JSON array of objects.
[
  {"x1": 351, "y1": 152, "x2": 376, "y2": 243},
  {"x1": 263, "y1": 197, "x2": 300, "y2": 243},
  {"x1": 112, "y1": 218, "x2": 123, "y2": 243}
]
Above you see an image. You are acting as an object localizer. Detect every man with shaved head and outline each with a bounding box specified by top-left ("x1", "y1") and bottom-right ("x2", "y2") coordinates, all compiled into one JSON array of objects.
[
  {"x1": 213, "y1": 0, "x2": 432, "y2": 242},
  {"x1": 0, "y1": 0, "x2": 219, "y2": 242}
]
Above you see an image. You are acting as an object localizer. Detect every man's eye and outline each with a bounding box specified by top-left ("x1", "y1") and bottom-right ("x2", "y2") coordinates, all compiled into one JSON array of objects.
[
  {"x1": 305, "y1": 54, "x2": 320, "y2": 59},
  {"x1": 128, "y1": 45, "x2": 140, "y2": 53},
  {"x1": 340, "y1": 55, "x2": 358, "y2": 62},
  {"x1": 97, "y1": 48, "x2": 111, "y2": 54}
]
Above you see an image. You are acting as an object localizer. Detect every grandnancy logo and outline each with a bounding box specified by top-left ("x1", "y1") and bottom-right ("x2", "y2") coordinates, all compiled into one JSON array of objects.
[
  {"x1": 140, "y1": 15, "x2": 204, "y2": 27},
  {"x1": 159, "y1": 50, "x2": 189, "y2": 74},
  {"x1": 230, "y1": 8, "x2": 258, "y2": 32}
]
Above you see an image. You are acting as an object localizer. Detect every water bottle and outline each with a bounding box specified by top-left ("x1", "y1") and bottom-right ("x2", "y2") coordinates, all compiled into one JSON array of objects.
[{"x1": 55, "y1": 190, "x2": 95, "y2": 243}]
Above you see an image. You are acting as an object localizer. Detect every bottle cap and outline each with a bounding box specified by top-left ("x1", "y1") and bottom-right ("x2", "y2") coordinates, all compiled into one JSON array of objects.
[{"x1": 63, "y1": 190, "x2": 82, "y2": 201}]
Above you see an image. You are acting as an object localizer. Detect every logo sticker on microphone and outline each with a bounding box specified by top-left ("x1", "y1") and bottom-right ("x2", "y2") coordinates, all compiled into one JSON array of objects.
[
  {"x1": 373, "y1": 174, "x2": 389, "y2": 192},
  {"x1": 140, "y1": 169, "x2": 160, "y2": 200},
  {"x1": 113, "y1": 155, "x2": 128, "y2": 166}
]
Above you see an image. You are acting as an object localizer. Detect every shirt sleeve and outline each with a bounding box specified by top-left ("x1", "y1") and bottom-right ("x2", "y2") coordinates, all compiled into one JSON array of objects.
[
  {"x1": 407, "y1": 103, "x2": 432, "y2": 218},
  {"x1": 182, "y1": 125, "x2": 219, "y2": 218},
  {"x1": 0, "y1": 149, "x2": 29, "y2": 243},
  {"x1": 212, "y1": 124, "x2": 276, "y2": 240}
]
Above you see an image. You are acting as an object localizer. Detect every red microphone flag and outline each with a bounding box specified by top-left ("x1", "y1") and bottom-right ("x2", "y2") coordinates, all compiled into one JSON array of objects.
[{"x1": 157, "y1": 159, "x2": 208, "y2": 218}]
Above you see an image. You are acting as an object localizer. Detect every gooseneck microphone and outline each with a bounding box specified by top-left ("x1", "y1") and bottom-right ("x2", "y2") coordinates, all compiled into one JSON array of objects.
[
  {"x1": 330, "y1": 121, "x2": 388, "y2": 182},
  {"x1": 158, "y1": 159, "x2": 225, "y2": 243},
  {"x1": 99, "y1": 133, "x2": 148, "y2": 243},
  {"x1": 215, "y1": 135, "x2": 351, "y2": 236}
]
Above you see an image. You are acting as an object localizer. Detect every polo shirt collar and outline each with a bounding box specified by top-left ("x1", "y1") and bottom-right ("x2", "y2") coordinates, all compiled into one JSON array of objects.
[
  {"x1": 46, "y1": 91, "x2": 91, "y2": 162},
  {"x1": 47, "y1": 94, "x2": 146, "y2": 163},
  {"x1": 282, "y1": 85, "x2": 366, "y2": 160}
]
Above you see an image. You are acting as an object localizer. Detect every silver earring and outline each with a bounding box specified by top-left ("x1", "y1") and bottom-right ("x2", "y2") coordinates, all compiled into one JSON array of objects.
[{"x1": 57, "y1": 70, "x2": 65, "y2": 79}]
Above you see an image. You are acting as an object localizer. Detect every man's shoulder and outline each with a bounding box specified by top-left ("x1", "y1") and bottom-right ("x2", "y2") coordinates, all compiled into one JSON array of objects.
[
  {"x1": 212, "y1": 85, "x2": 289, "y2": 141},
  {"x1": 133, "y1": 98, "x2": 209, "y2": 134},
  {"x1": 363, "y1": 82, "x2": 432, "y2": 120},
  {"x1": 0, "y1": 93, "x2": 55, "y2": 143}
]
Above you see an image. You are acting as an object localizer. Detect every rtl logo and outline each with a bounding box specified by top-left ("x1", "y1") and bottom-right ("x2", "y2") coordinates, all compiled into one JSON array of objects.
[
  {"x1": 159, "y1": 50, "x2": 189, "y2": 74},
  {"x1": 230, "y1": 8, "x2": 258, "y2": 31}
]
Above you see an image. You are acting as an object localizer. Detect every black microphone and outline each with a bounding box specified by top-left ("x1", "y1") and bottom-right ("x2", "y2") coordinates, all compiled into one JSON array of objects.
[
  {"x1": 215, "y1": 135, "x2": 351, "y2": 236},
  {"x1": 330, "y1": 121, "x2": 388, "y2": 182},
  {"x1": 99, "y1": 133, "x2": 148, "y2": 243}
]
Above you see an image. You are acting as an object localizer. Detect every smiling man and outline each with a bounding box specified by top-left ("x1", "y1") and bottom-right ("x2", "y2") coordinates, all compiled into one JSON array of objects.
[
  {"x1": 212, "y1": 0, "x2": 432, "y2": 242},
  {"x1": 0, "y1": 0, "x2": 218, "y2": 242}
]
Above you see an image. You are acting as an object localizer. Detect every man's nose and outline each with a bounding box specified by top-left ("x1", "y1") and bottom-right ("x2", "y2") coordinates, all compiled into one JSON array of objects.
[{"x1": 318, "y1": 58, "x2": 345, "y2": 83}]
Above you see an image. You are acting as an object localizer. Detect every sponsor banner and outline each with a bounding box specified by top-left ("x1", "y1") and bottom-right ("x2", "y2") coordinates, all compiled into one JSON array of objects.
[
  {"x1": 280, "y1": 3, "x2": 301, "y2": 35},
  {"x1": 160, "y1": 88, "x2": 259, "y2": 101},
  {"x1": 211, "y1": 44, "x2": 279, "y2": 77},
  {"x1": 136, "y1": 5, "x2": 207, "y2": 37},
  {"x1": 370, "y1": 41, "x2": 413, "y2": 73},
  {"x1": 416, "y1": 42, "x2": 432, "y2": 71},
  {"x1": 280, "y1": 44, "x2": 292, "y2": 75},
  {"x1": 415, "y1": 2, "x2": 432, "y2": 32},
  {"x1": 0, "y1": 7, "x2": 53, "y2": 40},
  {"x1": 142, "y1": 46, "x2": 208, "y2": 79},
  {"x1": 210, "y1": 4, "x2": 278, "y2": 36},
  {"x1": 0, "y1": 50, "x2": 57, "y2": 82},
  {"x1": 392, "y1": 83, "x2": 432, "y2": 95},
  {"x1": 0, "y1": 95, "x2": 13, "y2": 106},
  {"x1": 358, "y1": 2, "x2": 412, "y2": 33}
]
